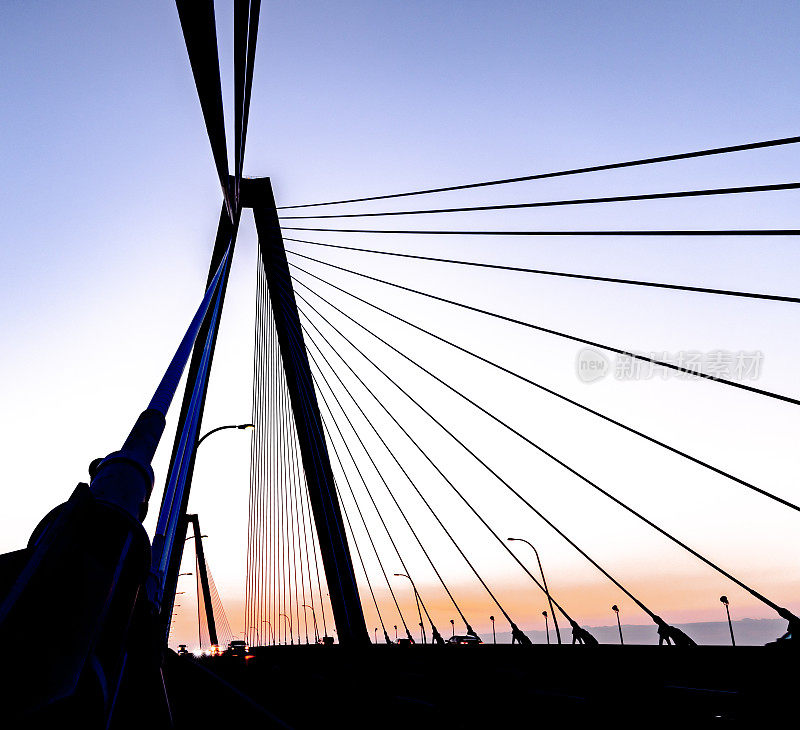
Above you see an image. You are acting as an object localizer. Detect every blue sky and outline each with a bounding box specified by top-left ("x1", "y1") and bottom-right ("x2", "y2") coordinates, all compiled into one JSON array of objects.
[{"x1": 2, "y1": 1, "x2": 800, "y2": 647}]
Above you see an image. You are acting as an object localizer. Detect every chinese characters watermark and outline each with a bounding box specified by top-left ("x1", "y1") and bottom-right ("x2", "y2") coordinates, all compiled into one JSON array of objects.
[{"x1": 576, "y1": 348, "x2": 763, "y2": 383}]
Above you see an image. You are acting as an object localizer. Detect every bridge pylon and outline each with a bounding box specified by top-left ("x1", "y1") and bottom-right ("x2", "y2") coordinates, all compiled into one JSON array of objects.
[
  {"x1": 244, "y1": 177, "x2": 370, "y2": 646},
  {"x1": 187, "y1": 514, "x2": 218, "y2": 649}
]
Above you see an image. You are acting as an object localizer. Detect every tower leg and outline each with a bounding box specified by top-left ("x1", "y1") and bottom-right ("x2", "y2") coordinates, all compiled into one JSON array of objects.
[
  {"x1": 154, "y1": 201, "x2": 239, "y2": 638},
  {"x1": 189, "y1": 514, "x2": 218, "y2": 648},
  {"x1": 245, "y1": 177, "x2": 369, "y2": 646}
]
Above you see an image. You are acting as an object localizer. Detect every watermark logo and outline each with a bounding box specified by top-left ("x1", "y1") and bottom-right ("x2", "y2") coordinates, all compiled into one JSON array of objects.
[
  {"x1": 576, "y1": 348, "x2": 610, "y2": 383},
  {"x1": 575, "y1": 348, "x2": 764, "y2": 383}
]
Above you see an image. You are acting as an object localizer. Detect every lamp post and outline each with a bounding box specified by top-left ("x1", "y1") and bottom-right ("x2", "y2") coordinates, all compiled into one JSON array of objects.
[
  {"x1": 612, "y1": 605, "x2": 624, "y2": 645},
  {"x1": 302, "y1": 604, "x2": 319, "y2": 643},
  {"x1": 542, "y1": 611, "x2": 550, "y2": 644},
  {"x1": 394, "y1": 625, "x2": 398, "y2": 642},
  {"x1": 374, "y1": 628, "x2": 378, "y2": 644},
  {"x1": 280, "y1": 613, "x2": 293, "y2": 645},
  {"x1": 450, "y1": 619, "x2": 455, "y2": 638},
  {"x1": 263, "y1": 620, "x2": 273, "y2": 645},
  {"x1": 508, "y1": 537, "x2": 561, "y2": 644},
  {"x1": 177, "y1": 571, "x2": 199, "y2": 648},
  {"x1": 196, "y1": 422, "x2": 254, "y2": 447},
  {"x1": 186, "y1": 424, "x2": 250, "y2": 651},
  {"x1": 394, "y1": 573, "x2": 426, "y2": 645},
  {"x1": 720, "y1": 596, "x2": 735, "y2": 646},
  {"x1": 490, "y1": 615, "x2": 496, "y2": 644}
]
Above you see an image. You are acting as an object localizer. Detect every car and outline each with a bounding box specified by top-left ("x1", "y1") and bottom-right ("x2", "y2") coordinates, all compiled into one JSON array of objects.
[
  {"x1": 226, "y1": 640, "x2": 250, "y2": 657},
  {"x1": 446, "y1": 634, "x2": 482, "y2": 645},
  {"x1": 177, "y1": 644, "x2": 190, "y2": 656}
]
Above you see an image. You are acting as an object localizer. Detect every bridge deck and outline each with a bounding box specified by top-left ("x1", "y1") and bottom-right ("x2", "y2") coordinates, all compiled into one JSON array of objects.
[{"x1": 170, "y1": 645, "x2": 792, "y2": 727}]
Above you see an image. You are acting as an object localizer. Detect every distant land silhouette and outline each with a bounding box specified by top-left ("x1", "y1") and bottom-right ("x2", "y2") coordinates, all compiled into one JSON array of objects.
[{"x1": 487, "y1": 618, "x2": 785, "y2": 645}]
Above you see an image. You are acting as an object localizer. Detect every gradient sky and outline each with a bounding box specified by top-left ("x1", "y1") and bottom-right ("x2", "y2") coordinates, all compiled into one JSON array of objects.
[{"x1": 2, "y1": 1, "x2": 800, "y2": 648}]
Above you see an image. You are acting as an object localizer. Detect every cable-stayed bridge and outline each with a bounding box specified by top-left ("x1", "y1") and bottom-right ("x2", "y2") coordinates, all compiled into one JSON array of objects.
[{"x1": 0, "y1": 3, "x2": 798, "y2": 727}]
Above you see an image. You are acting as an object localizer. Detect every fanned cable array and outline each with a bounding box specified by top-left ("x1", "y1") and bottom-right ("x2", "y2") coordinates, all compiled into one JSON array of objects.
[
  {"x1": 247, "y1": 134, "x2": 800, "y2": 644},
  {"x1": 245, "y1": 247, "x2": 331, "y2": 645},
  {"x1": 166, "y1": 0, "x2": 799, "y2": 649}
]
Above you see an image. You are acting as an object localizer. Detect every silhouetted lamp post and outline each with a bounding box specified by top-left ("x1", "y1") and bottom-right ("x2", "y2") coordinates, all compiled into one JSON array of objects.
[
  {"x1": 612, "y1": 604, "x2": 624, "y2": 645},
  {"x1": 197, "y1": 422, "x2": 254, "y2": 447},
  {"x1": 720, "y1": 596, "x2": 735, "y2": 646},
  {"x1": 178, "y1": 570, "x2": 192, "y2": 643},
  {"x1": 280, "y1": 613, "x2": 293, "y2": 645},
  {"x1": 395, "y1": 573, "x2": 426, "y2": 644},
  {"x1": 190, "y1": 423, "x2": 252, "y2": 649},
  {"x1": 507, "y1": 537, "x2": 561, "y2": 644},
  {"x1": 490, "y1": 615, "x2": 496, "y2": 644},
  {"x1": 302, "y1": 604, "x2": 319, "y2": 643},
  {"x1": 542, "y1": 611, "x2": 550, "y2": 644},
  {"x1": 450, "y1": 619, "x2": 455, "y2": 638},
  {"x1": 263, "y1": 619, "x2": 272, "y2": 645},
  {"x1": 394, "y1": 625, "x2": 398, "y2": 641}
]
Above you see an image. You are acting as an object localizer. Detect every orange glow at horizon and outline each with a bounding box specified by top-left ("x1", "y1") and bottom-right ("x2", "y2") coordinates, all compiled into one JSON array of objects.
[{"x1": 168, "y1": 570, "x2": 799, "y2": 650}]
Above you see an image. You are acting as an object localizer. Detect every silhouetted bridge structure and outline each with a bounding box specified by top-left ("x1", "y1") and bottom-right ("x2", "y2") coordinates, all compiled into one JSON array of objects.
[
  {"x1": 170, "y1": 646, "x2": 791, "y2": 727},
  {"x1": 0, "y1": 3, "x2": 798, "y2": 727}
]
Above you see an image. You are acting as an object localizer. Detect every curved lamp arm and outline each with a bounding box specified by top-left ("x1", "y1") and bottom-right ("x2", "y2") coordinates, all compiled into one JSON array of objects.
[{"x1": 197, "y1": 423, "x2": 254, "y2": 447}]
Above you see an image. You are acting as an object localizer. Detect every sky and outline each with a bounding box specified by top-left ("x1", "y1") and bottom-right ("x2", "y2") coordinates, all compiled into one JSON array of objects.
[{"x1": 2, "y1": 1, "x2": 800, "y2": 649}]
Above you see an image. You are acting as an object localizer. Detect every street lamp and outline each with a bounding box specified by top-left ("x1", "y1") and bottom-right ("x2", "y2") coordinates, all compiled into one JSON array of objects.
[
  {"x1": 177, "y1": 571, "x2": 193, "y2": 643},
  {"x1": 302, "y1": 604, "x2": 319, "y2": 643},
  {"x1": 263, "y1": 620, "x2": 273, "y2": 645},
  {"x1": 507, "y1": 537, "x2": 561, "y2": 644},
  {"x1": 720, "y1": 596, "x2": 735, "y2": 646},
  {"x1": 374, "y1": 628, "x2": 378, "y2": 644},
  {"x1": 197, "y1": 423, "x2": 255, "y2": 447},
  {"x1": 394, "y1": 573, "x2": 426, "y2": 645},
  {"x1": 542, "y1": 611, "x2": 550, "y2": 644},
  {"x1": 612, "y1": 605, "x2": 624, "y2": 645},
  {"x1": 280, "y1": 613, "x2": 293, "y2": 645},
  {"x1": 490, "y1": 615, "x2": 496, "y2": 644},
  {"x1": 394, "y1": 625, "x2": 398, "y2": 642},
  {"x1": 450, "y1": 619, "x2": 455, "y2": 638}
]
